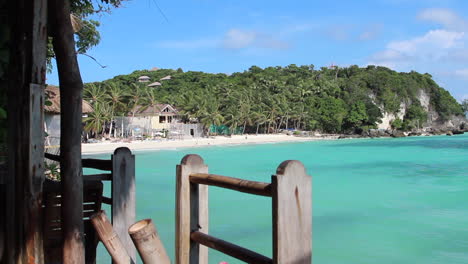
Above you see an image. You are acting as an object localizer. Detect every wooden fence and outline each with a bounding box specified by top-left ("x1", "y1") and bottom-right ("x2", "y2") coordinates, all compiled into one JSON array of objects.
[
  {"x1": 44, "y1": 147, "x2": 136, "y2": 263},
  {"x1": 176, "y1": 154, "x2": 312, "y2": 264}
]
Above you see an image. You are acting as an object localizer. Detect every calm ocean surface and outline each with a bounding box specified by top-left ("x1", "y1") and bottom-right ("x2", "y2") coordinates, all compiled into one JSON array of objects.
[{"x1": 88, "y1": 133, "x2": 468, "y2": 264}]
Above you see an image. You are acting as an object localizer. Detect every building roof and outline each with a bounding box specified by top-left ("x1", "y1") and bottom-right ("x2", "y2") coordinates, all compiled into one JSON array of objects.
[
  {"x1": 147, "y1": 81, "x2": 161, "y2": 87},
  {"x1": 132, "y1": 104, "x2": 178, "y2": 116},
  {"x1": 137, "y1": 76, "x2": 151, "y2": 82},
  {"x1": 44, "y1": 85, "x2": 93, "y2": 114},
  {"x1": 160, "y1": 75, "x2": 171, "y2": 81}
]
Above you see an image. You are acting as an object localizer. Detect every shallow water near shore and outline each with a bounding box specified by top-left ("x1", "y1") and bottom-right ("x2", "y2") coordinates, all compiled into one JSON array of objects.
[{"x1": 87, "y1": 133, "x2": 468, "y2": 264}]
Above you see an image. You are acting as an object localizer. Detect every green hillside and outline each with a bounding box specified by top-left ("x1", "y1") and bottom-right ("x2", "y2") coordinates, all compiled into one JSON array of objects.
[{"x1": 85, "y1": 65, "x2": 464, "y2": 134}]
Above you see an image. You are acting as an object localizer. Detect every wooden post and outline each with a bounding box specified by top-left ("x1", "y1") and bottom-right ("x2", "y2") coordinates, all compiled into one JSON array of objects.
[
  {"x1": 49, "y1": 0, "x2": 85, "y2": 262},
  {"x1": 176, "y1": 154, "x2": 208, "y2": 264},
  {"x1": 5, "y1": 0, "x2": 47, "y2": 262},
  {"x1": 90, "y1": 211, "x2": 134, "y2": 264},
  {"x1": 128, "y1": 219, "x2": 170, "y2": 264},
  {"x1": 272, "y1": 160, "x2": 312, "y2": 264},
  {"x1": 112, "y1": 147, "x2": 136, "y2": 263}
]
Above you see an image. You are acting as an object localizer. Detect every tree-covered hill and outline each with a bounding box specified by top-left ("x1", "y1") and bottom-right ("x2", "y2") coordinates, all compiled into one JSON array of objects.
[{"x1": 85, "y1": 64, "x2": 465, "y2": 134}]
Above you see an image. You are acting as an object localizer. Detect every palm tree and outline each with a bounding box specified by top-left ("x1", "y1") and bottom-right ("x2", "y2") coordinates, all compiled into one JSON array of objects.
[
  {"x1": 83, "y1": 83, "x2": 105, "y2": 106},
  {"x1": 141, "y1": 87, "x2": 160, "y2": 137},
  {"x1": 84, "y1": 102, "x2": 111, "y2": 138},
  {"x1": 105, "y1": 82, "x2": 127, "y2": 138},
  {"x1": 199, "y1": 100, "x2": 224, "y2": 136},
  {"x1": 252, "y1": 111, "x2": 267, "y2": 135}
]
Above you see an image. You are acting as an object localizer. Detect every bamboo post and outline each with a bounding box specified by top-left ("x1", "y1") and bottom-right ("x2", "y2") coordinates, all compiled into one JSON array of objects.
[
  {"x1": 111, "y1": 147, "x2": 136, "y2": 262},
  {"x1": 176, "y1": 154, "x2": 208, "y2": 264},
  {"x1": 128, "y1": 219, "x2": 170, "y2": 264},
  {"x1": 90, "y1": 210, "x2": 135, "y2": 264},
  {"x1": 272, "y1": 160, "x2": 312, "y2": 264}
]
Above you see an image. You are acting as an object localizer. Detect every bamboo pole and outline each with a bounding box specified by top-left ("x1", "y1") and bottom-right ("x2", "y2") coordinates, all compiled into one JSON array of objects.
[
  {"x1": 90, "y1": 210, "x2": 135, "y2": 264},
  {"x1": 128, "y1": 219, "x2": 170, "y2": 264}
]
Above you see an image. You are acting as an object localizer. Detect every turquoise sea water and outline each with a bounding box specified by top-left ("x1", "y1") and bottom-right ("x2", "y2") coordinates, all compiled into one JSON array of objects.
[{"x1": 89, "y1": 134, "x2": 468, "y2": 264}]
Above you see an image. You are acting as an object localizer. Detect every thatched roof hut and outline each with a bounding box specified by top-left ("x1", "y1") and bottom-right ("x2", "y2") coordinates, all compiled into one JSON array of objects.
[
  {"x1": 147, "y1": 81, "x2": 161, "y2": 87},
  {"x1": 44, "y1": 85, "x2": 93, "y2": 114}
]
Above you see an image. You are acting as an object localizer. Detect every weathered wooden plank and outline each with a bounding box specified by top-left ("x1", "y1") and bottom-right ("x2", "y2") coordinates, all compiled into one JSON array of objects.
[
  {"x1": 190, "y1": 231, "x2": 272, "y2": 264},
  {"x1": 176, "y1": 154, "x2": 209, "y2": 264},
  {"x1": 90, "y1": 210, "x2": 135, "y2": 264},
  {"x1": 101, "y1": 196, "x2": 112, "y2": 205},
  {"x1": 189, "y1": 173, "x2": 272, "y2": 197},
  {"x1": 272, "y1": 160, "x2": 312, "y2": 264},
  {"x1": 111, "y1": 147, "x2": 136, "y2": 263},
  {"x1": 83, "y1": 173, "x2": 112, "y2": 181},
  {"x1": 128, "y1": 219, "x2": 171, "y2": 264},
  {"x1": 45, "y1": 153, "x2": 112, "y2": 171}
]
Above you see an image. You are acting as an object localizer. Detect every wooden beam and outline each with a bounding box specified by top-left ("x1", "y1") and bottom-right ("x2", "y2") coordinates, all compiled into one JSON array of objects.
[
  {"x1": 176, "y1": 154, "x2": 208, "y2": 264},
  {"x1": 190, "y1": 231, "x2": 272, "y2": 264},
  {"x1": 272, "y1": 160, "x2": 312, "y2": 264},
  {"x1": 49, "y1": 0, "x2": 85, "y2": 262},
  {"x1": 111, "y1": 147, "x2": 136, "y2": 263},
  {"x1": 45, "y1": 153, "x2": 113, "y2": 171},
  {"x1": 189, "y1": 173, "x2": 272, "y2": 197},
  {"x1": 83, "y1": 173, "x2": 112, "y2": 181}
]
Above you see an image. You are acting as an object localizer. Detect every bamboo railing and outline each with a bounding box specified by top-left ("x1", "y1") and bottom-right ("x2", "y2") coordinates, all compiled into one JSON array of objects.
[
  {"x1": 44, "y1": 147, "x2": 136, "y2": 263},
  {"x1": 176, "y1": 154, "x2": 312, "y2": 264}
]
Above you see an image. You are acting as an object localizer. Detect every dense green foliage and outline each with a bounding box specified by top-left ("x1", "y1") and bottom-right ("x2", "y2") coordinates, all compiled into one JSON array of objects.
[{"x1": 85, "y1": 65, "x2": 464, "y2": 134}]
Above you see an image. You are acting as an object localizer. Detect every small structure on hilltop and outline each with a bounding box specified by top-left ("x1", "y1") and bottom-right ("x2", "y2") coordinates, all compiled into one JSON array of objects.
[
  {"x1": 147, "y1": 81, "x2": 161, "y2": 87},
  {"x1": 44, "y1": 85, "x2": 93, "y2": 148},
  {"x1": 137, "y1": 75, "x2": 150, "y2": 82}
]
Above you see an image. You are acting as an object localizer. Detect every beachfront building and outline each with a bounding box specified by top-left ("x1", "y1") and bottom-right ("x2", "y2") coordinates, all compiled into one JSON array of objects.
[
  {"x1": 44, "y1": 85, "x2": 93, "y2": 149},
  {"x1": 115, "y1": 104, "x2": 204, "y2": 138}
]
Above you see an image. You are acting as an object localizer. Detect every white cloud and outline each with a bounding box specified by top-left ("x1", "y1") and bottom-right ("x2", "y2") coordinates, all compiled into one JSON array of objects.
[
  {"x1": 325, "y1": 25, "x2": 351, "y2": 41},
  {"x1": 358, "y1": 24, "x2": 383, "y2": 41},
  {"x1": 222, "y1": 29, "x2": 290, "y2": 50},
  {"x1": 368, "y1": 29, "x2": 465, "y2": 68},
  {"x1": 156, "y1": 38, "x2": 218, "y2": 49},
  {"x1": 388, "y1": 29, "x2": 464, "y2": 54},
  {"x1": 454, "y1": 68, "x2": 468, "y2": 79},
  {"x1": 155, "y1": 29, "x2": 290, "y2": 51},
  {"x1": 222, "y1": 29, "x2": 257, "y2": 49},
  {"x1": 417, "y1": 8, "x2": 468, "y2": 31}
]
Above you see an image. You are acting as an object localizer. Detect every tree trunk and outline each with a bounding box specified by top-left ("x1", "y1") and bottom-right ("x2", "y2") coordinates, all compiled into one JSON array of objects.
[
  {"x1": 256, "y1": 123, "x2": 260, "y2": 135},
  {"x1": 49, "y1": 0, "x2": 85, "y2": 263},
  {"x1": 109, "y1": 118, "x2": 114, "y2": 138},
  {"x1": 242, "y1": 121, "x2": 247, "y2": 135}
]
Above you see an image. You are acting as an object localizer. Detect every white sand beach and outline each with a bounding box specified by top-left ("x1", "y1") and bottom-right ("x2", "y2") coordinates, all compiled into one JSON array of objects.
[{"x1": 82, "y1": 134, "x2": 339, "y2": 154}]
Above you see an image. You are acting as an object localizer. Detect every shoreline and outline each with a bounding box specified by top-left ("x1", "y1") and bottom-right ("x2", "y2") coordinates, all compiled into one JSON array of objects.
[
  {"x1": 81, "y1": 134, "x2": 339, "y2": 155},
  {"x1": 81, "y1": 131, "x2": 466, "y2": 155}
]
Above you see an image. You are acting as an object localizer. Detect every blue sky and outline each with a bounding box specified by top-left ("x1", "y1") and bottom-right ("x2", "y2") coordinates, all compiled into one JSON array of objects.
[{"x1": 48, "y1": 0, "x2": 468, "y2": 100}]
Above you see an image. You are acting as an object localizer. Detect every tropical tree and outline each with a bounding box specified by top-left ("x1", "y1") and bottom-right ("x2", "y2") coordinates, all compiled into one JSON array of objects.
[
  {"x1": 83, "y1": 83, "x2": 105, "y2": 105},
  {"x1": 105, "y1": 82, "x2": 127, "y2": 137},
  {"x1": 462, "y1": 99, "x2": 468, "y2": 115},
  {"x1": 83, "y1": 102, "x2": 111, "y2": 138},
  {"x1": 199, "y1": 100, "x2": 224, "y2": 136}
]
